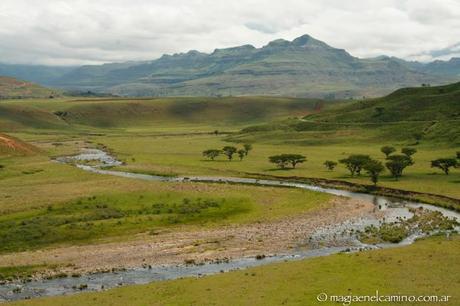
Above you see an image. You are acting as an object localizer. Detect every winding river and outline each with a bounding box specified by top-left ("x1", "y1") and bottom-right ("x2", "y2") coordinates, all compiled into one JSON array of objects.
[{"x1": 1, "y1": 148, "x2": 458, "y2": 302}]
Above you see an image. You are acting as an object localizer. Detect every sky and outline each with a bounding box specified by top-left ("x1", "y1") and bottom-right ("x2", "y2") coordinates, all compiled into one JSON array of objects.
[{"x1": 1, "y1": 0, "x2": 459, "y2": 66}]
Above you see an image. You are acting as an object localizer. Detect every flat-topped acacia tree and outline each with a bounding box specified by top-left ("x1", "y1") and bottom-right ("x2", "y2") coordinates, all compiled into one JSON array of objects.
[
  {"x1": 222, "y1": 146, "x2": 237, "y2": 161},
  {"x1": 269, "y1": 154, "x2": 306, "y2": 169},
  {"x1": 202, "y1": 149, "x2": 221, "y2": 160},
  {"x1": 431, "y1": 158, "x2": 458, "y2": 175}
]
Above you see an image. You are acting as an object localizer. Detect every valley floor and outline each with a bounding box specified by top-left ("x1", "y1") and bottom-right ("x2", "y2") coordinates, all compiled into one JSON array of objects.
[
  {"x1": 0, "y1": 94, "x2": 459, "y2": 304},
  {"x1": 9, "y1": 235, "x2": 460, "y2": 306}
]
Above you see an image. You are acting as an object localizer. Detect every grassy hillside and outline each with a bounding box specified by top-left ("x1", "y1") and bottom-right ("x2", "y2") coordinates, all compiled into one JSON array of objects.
[
  {"x1": 304, "y1": 82, "x2": 460, "y2": 123},
  {"x1": 12, "y1": 235, "x2": 460, "y2": 306},
  {"x1": 0, "y1": 76, "x2": 58, "y2": 99},
  {"x1": 0, "y1": 96, "x2": 324, "y2": 132},
  {"x1": 0, "y1": 133, "x2": 38, "y2": 156},
  {"x1": 239, "y1": 82, "x2": 460, "y2": 145}
]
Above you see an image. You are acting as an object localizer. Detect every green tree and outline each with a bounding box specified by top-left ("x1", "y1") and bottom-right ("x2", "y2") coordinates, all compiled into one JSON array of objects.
[
  {"x1": 401, "y1": 147, "x2": 417, "y2": 159},
  {"x1": 431, "y1": 158, "x2": 458, "y2": 175},
  {"x1": 286, "y1": 154, "x2": 306, "y2": 168},
  {"x1": 222, "y1": 146, "x2": 237, "y2": 161},
  {"x1": 385, "y1": 155, "x2": 412, "y2": 180},
  {"x1": 339, "y1": 155, "x2": 371, "y2": 176},
  {"x1": 268, "y1": 154, "x2": 306, "y2": 169},
  {"x1": 202, "y1": 149, "x2": 221, "y2": 160},
  {"x1": 269, "y1": 155, "x2": 289, "y2": 169},
  {"x1": 323, "y1": 160, "x2": 337, "y2": 171},
  {"x1": 363, "y1": 159, "x2": 385, "y2": 186},
  {"x1": 456, "y1": 151, "x2": 460, "y2": 159},
  {"x1": 237, "y1": 149, "x2": 246, "y2": 161},
  {"x1": 243, "y1": 144, "x2": 253, "y2": 156},
  {"x1": 380, "y1": 146, "x2": 396, "y2": 158}
]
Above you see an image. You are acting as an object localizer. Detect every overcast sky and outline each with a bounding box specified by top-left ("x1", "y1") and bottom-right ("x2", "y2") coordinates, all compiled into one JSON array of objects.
[{"x1": 1, "y1": 0, "x2": 459, "y2": 66}]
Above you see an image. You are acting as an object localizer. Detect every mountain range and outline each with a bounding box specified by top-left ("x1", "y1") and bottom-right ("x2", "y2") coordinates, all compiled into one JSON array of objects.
[{"x1": 1, "y1": 34, "x2": 459, "y2": 98}]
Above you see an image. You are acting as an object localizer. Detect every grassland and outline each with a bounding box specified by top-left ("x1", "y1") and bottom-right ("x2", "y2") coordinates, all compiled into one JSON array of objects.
[
  {"x1": 10, "y1": 235, "x2": 460, "y2": 306},
  {"x1": 82, "y1": 133, "x2": 459, "y2": 199},
  {"x1": 0, "y1": 151, "x2": 330, "y2": 253},
  {"x1": 0, "y1": 91, "x2": 458, "y2": 232},
  {"x1": 0, "y1": 86, "x2": 459, "y2": 304}
]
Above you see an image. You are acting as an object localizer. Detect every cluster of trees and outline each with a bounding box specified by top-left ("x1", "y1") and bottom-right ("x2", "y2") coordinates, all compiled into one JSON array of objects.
[
  {"x1": 269, "y1": 154, "x2": 306, "y2": 169},
  {"x1": 321, "y1": 146, "x2": 419, "y2": 186},
  {"x1": 202, "y1": 144, "x2": 252, "y2": 161},
  {"x1": 431, "y1": 151, "x2": 460, "y2": 175},
  {"x1": 336, "y1": 155, "x2": 385, "y2": 185},
  {"x1": 202, "y1": 143, "x2": 458, "y2": 186}
]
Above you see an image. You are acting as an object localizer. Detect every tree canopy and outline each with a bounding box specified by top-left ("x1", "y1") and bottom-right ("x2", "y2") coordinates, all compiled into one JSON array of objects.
[
  {"x1": 222, "y1": 146, "x2": 237, "y2": 160},
  {"x1": 202, "y1": 149, "x2": 221, "y2": 160},
  {"x1": 363, "y1": 159, "x2": 385, "y2": 185},
  {"x1": 385, "y1": 154, "x2": 413, "y2": 179},
  {"x1": 431, "y1": 158, "x2": 458, "y2": 175},
  {"x1": 269, "y1": 154, "x2": 306, "y2": 169},
  {"x1": 339, "y1": 154, "x2": 371, "y2": 176},
  {"x1": 380, "y1": 146, "x2": 396, "y2": 158}
]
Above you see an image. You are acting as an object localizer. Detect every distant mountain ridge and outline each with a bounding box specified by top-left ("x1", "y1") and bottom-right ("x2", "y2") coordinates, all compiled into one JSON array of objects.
[{"x1": 1, "y1": 34, "x2": 459, "y2": 98}]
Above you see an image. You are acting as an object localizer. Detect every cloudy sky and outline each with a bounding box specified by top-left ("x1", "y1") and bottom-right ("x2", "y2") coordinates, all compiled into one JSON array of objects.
[{"x1": 1, "y1": 0, "x2": 459, "y2": 66}]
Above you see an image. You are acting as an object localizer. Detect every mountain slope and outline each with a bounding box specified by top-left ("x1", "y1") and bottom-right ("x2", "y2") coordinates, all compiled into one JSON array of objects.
[
  {"x1": 0, "y1": 96, "x2": 324, "y2": 131},
  {"x1": 54, "y1": 35, "x2": 452, "y2": 98},
  {"x1": 1, "y1": 35, "x2": 459, "y2": 98},
  {"x1": 0, "y1": 76, "x2": 58, "y2": 99}
]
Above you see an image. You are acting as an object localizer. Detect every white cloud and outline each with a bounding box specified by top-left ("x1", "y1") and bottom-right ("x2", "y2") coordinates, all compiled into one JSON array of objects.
[{"x1": 0, "y1": 0, "x2": 459, "y2": 65}]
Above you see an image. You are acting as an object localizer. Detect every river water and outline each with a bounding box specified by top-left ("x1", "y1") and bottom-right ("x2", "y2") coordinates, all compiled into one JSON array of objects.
[{"x1": 1, "y1": 148, "x2": 458, "y2": 302}]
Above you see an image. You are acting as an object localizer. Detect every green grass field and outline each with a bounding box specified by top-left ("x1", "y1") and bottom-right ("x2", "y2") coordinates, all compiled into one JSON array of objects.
[
  {"x1": 0, "y1": 91, "x2": 459, "y2": 252},
  {"x1": 0, "y1": 152, "x2": 330, "y2": 253},
  {"x1": 10, "y1": 235, "x2": 460, "y2": 306},
  {"x1": 1, "y1": 85, "x2": 459, "y2": 305},
  {"x1": 81, "y1": 133, "x2": 459, "y2": 199}
]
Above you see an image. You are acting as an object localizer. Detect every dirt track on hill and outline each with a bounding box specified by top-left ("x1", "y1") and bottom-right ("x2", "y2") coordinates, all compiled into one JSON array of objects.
[{"x1": 0, "y1": 197, "x2": 375, "y2": 277}]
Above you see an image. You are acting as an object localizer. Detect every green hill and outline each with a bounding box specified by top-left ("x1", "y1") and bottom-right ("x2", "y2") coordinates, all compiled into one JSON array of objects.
[
  {"x1": 0, "y1": 96, "x2": 324, "y2": 131},
  {"x1": 304, "y1": 82, "x2": 460, "y2": 122},
  {"x1": 0, "y1": 76, "x2": 58, "y2": 99},
  {"x1": 238, "y1": 82, "x2": 460, "y2": 145}
]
